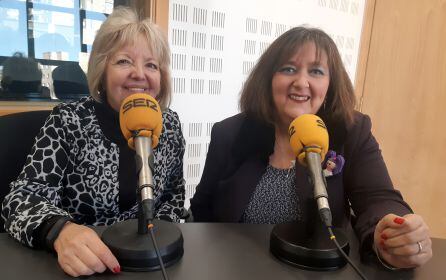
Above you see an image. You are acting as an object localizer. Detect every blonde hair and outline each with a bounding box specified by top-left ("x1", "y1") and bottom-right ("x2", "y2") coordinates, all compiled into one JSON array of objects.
[{"x1": 87, "y1": 7, "x2": 171, "y2": 109}]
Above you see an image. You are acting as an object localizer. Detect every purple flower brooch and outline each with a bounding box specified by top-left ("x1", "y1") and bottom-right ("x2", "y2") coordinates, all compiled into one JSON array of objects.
[{"x1": 322, "y1": 150, "x2": 345, "y2": 177}]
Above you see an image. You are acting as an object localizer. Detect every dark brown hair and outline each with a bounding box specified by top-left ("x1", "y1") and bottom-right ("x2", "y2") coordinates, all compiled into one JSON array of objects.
[{"x1": 239, "y1": 26, "x2": 356, "y2": 126}]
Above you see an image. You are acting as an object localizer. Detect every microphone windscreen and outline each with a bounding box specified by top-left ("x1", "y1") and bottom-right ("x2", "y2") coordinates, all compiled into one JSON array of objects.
[
  {"x1": 288, "y1": 114, "x2": 329, "y2": 166},
  {"x1": 119, "y1": 93, "x2": 162, "y2": 149}
]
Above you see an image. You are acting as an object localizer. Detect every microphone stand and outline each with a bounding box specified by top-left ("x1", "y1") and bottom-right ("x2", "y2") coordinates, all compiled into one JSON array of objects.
[
  {"x1": 102, "y1": 137, "x2": 183, "y2": 272},
  {"x1": 270, "y1": 153, "x2": 349, "y2": 271},
  {"x1": 270, "y1": 215, "x2": 349, "y2": 270}
]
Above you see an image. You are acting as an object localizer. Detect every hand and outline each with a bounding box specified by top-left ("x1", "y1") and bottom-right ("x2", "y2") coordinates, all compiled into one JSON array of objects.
[
  {"x1": 54, "y1": 222, "x2": 120, "y2": 277},
  {"x1": 374, "y1": 213, "x2": 432, "y2": 268}
]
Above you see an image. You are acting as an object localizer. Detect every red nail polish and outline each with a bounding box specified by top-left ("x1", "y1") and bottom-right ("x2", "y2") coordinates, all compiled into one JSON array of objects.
[
  {"x1": 381, "y1": 233, "x2": 388, "y2": 240},
  {"x1": 113, "y1": 266, "x2": 121, "y2": 274},
  {"x1": 394, "y1": 217, "x2": 405, "y2": 224}
]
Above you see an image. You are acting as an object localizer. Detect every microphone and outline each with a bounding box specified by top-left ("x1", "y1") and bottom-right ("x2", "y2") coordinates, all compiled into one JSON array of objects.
[
  {"x1": 102, "y1": 93, "x2": 183, "y2": 273},
  {"x1": 269, "y1": 114, "x2": 349, "y2": 271},
  {"x1": 288, "y1": 114, "x2": 332, "y2": 227},
  {"x1": 287, "y1": 115, "x2": 368, "y2": 279},
  {"x1": 119, "y1": 93, "x2": 162, "y2": 221}
]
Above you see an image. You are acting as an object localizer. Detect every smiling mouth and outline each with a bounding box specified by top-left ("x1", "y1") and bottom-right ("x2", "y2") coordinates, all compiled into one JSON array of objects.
[
  {"x1": 289, "y1": 94, "x2": 310, "y2": 101},
  {"x1": 126, "y1": 87, "x2": 148, "y2": 93}
]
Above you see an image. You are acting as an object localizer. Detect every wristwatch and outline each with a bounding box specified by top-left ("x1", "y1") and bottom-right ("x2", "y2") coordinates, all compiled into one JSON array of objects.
[{"x1": 45, "y1": 216, "x2": 73, "y2": 251}]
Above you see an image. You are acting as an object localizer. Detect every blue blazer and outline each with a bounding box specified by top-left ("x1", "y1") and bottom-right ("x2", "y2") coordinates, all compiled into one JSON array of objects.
[{"x1": 190, "y1": 112, "x2": 412, "y2": 256}]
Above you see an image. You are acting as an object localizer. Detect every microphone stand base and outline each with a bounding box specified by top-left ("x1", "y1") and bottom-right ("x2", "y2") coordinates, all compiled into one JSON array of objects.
[
  {"x1": 270, "y1": 222, "x2": 349, "y2": 271},
  {"x1": 102, "y1": 219, "x2": 183, "y2": 272}
]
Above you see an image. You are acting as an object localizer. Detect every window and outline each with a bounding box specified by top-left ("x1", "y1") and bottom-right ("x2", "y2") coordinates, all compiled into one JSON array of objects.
[{"x1": 0, "y1": 0, "x2": 115, "y2": 101}]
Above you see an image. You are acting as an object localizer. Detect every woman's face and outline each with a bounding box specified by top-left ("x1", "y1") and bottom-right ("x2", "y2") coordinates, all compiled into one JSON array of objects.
[
  {"x1": 104, "y1": 34, "x2": 161, "y2": 112},
  {"x1": 271, "y1": 41, "x2": 330, "y2": 128}
]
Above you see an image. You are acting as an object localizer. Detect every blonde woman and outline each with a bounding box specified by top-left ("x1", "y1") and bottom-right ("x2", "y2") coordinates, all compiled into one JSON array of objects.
[{"x1": 2, "y1": 7, "x2": 185, "y2": 277}]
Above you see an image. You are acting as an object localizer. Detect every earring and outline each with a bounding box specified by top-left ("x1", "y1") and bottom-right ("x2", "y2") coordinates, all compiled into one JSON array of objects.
[{"x1": 323, "y1": 99, "x2": 327, "y2": 111}]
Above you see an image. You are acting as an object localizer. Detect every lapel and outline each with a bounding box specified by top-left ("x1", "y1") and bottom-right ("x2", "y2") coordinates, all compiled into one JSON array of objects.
[
  {"x1": 216, "y1": 158, "x2": 267, "y2": 221},
  {"x1": 215, "y1": 115, "x2": 274, "y2": 221}
]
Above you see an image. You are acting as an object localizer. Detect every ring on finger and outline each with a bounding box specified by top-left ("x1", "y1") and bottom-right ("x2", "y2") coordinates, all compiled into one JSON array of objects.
[{"x1": 417, "y1": 241, "x2": 423, "y2": 254}]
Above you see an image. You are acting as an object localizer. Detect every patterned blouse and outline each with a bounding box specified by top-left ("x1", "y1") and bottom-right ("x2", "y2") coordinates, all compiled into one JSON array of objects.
[
  {"x1": 1, "y1": 96, "x2": 185, "y2": 247},
  {"x1": 242, "y1": 164, "x2": 302, "y2": 224}
]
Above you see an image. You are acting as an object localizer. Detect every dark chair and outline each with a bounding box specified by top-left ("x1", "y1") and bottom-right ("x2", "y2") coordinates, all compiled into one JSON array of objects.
[
  {"x1": 0, "y1": 110, "x2": 51, "y2": 232},
  {"x1": 0, "y1": 52, "x2": 45, "y2": 100},
  {"x1": 52, "y1": 63, "x2": 89, "y2": 101}
]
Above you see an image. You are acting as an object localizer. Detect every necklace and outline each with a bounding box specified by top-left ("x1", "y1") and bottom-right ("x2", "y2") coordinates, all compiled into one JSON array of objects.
[{"x1": 271, "y1": 131, "x2": 295, "y2": 169}]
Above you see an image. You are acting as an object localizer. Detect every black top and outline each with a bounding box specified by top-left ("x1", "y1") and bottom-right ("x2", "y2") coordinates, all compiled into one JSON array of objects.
[{"x1": 94, "y1": 100, "x2": 137, "y2": 212}]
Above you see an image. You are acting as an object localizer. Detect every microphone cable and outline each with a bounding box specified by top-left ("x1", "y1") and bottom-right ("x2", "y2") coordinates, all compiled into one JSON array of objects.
[
  {"x1": 147, "y1": 223, "x2": 169, "y2": 280},
  {"x1": 327, "y1": 227, "x2": 368, "y2": 280}
]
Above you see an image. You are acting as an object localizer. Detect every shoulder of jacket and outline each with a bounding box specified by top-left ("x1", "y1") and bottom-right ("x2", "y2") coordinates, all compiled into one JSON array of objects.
[
  {"x1": 54, "y1": 96, "x2": 95, "y2": 118},
  {"x1": 349, "y1": 111, "x2": 372, "y2": 133},
  {"x1": 213, "y1": 113, "x2": 246, "y2": 132}
]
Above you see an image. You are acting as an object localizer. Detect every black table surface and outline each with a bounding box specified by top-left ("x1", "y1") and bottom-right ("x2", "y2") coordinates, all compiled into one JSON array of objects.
[{"x1": 0, "y1": 223, "x2": 444, "y2": 280}]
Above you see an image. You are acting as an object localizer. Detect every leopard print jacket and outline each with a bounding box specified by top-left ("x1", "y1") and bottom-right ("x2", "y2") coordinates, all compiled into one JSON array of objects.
[{"x1": 1, "y1": 97, "x2": 185, "y2": 247}]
